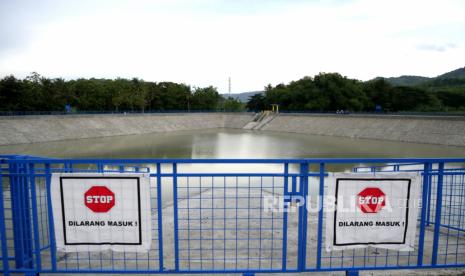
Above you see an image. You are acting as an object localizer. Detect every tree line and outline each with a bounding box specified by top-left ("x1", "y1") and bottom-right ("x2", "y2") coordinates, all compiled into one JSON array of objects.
[
  {"x1": 0, "y1": 72, "x2": 244, "y2": 113},
  {"x1": 1, "y1": 72, "x2": 464, "y2": 113},
  {"x1": 247, "y1": 73, "x2": 465, "y2": 112}
]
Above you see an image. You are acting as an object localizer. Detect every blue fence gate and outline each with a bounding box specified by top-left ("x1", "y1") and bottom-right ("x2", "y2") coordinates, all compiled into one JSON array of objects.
[{"x1": 0, "y1": 155, "x2": 464, "y2": 275}]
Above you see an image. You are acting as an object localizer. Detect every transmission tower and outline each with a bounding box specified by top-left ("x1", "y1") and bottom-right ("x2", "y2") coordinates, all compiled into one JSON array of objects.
[{"x1": 228, "y1": 77, "x2": 231, "y2": 98}]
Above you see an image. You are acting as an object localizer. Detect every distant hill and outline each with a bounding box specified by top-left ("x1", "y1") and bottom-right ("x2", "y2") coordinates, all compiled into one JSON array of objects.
[
  {"x1": 381, "y1": 76, "x2": 431, "y2": 86},
  {"x1": 223, "y1": 67, "x2": 465, "y2": 104},
  {"x1": 221, "y1": 91, "x2": 264, "y2": 103},
  {"x1": 436, "y1": 66, "x2": 465, "y2": 79},
  {"x1": 378, "y1": 66, "x2": 465, "y2": 87}
]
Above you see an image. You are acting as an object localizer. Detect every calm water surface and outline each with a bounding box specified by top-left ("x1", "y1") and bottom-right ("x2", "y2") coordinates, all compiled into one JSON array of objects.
[
  {"x1": 1, "y1": 128, "x2": 464, "y2": 159},
  {"x1": 2, "y1": 129, "x2": 464, "y2": 202}
]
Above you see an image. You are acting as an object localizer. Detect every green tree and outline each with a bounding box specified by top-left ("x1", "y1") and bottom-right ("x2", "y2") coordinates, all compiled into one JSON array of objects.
[
  {"x1": 221, "y1": 97, "x2": 244, "y2": 112},
  {"x1": 0, "y1": 75, "x2": 24, "y2": 111},
  {"x1": 246, "y1": 93, "x2": 266, "y2": 111},
  {"x1": 191, "y1": 86, "x2": 220, "y2": 110}
]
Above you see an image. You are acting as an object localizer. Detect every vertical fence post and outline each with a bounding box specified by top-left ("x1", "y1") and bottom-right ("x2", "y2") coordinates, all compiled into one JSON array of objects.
[
  {"x1": 432, "y1": 162, "x2": 444, "y2": 266},
  {"x1": 9, "y1": 160, "x2": 38, "y2": 275},
  {"x1": 417, "y1": 162, "x2": 431, "y2": 266},
  {"x1": 21, "y1": 163, "x2": 34, "y2": 270},
  {"x1": 27, "y1": 164, "x2": 41, "y2": 274},
  {"x1": 316, "y1": 163, "x2": 325, "y2": 269},
  {"x1": 297, "y1": 162, "x2": 309, "y2": 271},
  {"x1": 97, "y1": 162, "x2": 103, "y2": 173},
  {"x1": 9, "y1": 162, "x2": 22, "y2": 268},
  {"x1": 172, "y1": 163, "x2": 180, "y2": 271},
  {"x1": 156, "y1": 163, "x2": 164, "y2": 271},
  {"x1": 10, "y1": 161, "x2": 34, "y2": 269},
  {"x1": 0, "y1": 166, "x2": 10, "y2": 275},
  {"x1": 426, "y1": 166, "x2": 433, "y2": 226},
  {"x1": 45, "y1": 163, "x2": 57, "y2": 270},
  {"x1": 281, "y1": 163, "x2": 288, "y2": 271}
]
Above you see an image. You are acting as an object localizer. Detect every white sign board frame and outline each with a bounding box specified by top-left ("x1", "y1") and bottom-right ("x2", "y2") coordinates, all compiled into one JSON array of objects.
[
  {"x1": 51, "y1": 173, "x2": 152, "y2": 252},
  {"x1": 325, "y1": 173, "x2": 421, "y2": 252}
]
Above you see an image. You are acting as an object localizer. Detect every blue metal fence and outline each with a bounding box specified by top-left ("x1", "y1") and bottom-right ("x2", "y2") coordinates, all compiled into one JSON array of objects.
[{"x1": 0, "y1": 155, "x2": 464, "y2": 275}]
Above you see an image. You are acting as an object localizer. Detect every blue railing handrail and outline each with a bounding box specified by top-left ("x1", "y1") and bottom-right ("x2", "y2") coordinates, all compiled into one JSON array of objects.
[
  {"x1": 1, "y1": 154, "x2": 465, "y2": 275},
  {"x1": 354, "y1": 162, "x2": 423, "y2": 170}
]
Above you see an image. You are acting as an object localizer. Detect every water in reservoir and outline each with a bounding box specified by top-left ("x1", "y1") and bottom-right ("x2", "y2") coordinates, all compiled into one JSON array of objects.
[
  {"x1": 1, "y1": 128, "x2": 464, "y2": 159},
  {"x1": 1, "y1": 128, "x2": 464, "y2": 175},
  {"x1": 1, "y1": 128, "x2": 464, "y2": 203}
]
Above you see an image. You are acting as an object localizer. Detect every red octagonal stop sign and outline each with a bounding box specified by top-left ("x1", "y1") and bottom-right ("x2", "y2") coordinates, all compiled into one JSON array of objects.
[
  {"x1": 84, "y1": 186, "x2": 115, "y2": 213},
  {"x1": 357, "y1": 187, "x2": 385, "y2": 213}
]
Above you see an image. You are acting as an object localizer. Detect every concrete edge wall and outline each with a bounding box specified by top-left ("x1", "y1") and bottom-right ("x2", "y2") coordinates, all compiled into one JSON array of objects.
[
  {"x1": 277, "y1": 112, "x2": 465, "y2": 121},
  {"x1": 1, "y1": 113, "x2": 465, "y2": 147},
  {"x1": 0, "y1": 113, "x2": 254, "y2": 146},
  {"x1": 261, "y1": 114, "x2": 465, "y2": 147}
]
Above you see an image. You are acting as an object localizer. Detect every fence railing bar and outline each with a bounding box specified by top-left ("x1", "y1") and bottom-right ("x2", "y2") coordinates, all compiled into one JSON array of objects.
[
  {"x1": 172, "y1": 163, "x2": 179, "y2": 271},
  {"x1": 10, "y1": 163, "x2": 27, "y2": 268},
  {"x1": 432, "y1": 162, "x2": 445, "y2": 266},
  {"x1": 160, "y1": 173, "x2": 305, "y2": 177},
  {"x1": 0, "y1": 156, "x2": 464, "y2": 275},
  {"x1": 282, "y1": 163, "x2": 289, "y2": 271},
  {"x1": 28, "y1": 164, "x2": 42, "y2": 271},
  {"x1": 156, "y1": 163, "x2": 164, "y2": 271},
  {"x1": 0, "y1": 169, "x2": 10, "y2": 275},
  {"x1": 316, "y1": 163, "x2": 325, "y2": 269},
  {"x1": 426, "y1": 167, "x2": 433, "y2": 226},
  {"x1": 45, "y1": 163, "x2": 57, "y2": 270},
  {"x1": 417, "y1": 162, "x2": 431, "y2": 265},
  {"x1": 23, "y1": 163, "x2": 34, "y2": 269},
  {"x1": 297, "y1": 163, "x2": 309, "y2": 270}
]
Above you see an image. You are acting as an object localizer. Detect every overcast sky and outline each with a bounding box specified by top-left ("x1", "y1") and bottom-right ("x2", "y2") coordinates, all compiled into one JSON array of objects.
[{"x1": 0, "y1": 0, "x2": 464, "y2": 93}]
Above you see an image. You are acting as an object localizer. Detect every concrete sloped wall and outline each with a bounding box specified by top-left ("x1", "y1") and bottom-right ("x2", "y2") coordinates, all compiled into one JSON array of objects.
[
  {"x1": 1, "y1": 113, "x2": 465, "y2": 147},
  {"x1": 261, "y1": 114, "x2": 465, "y2": 147},
  {"x1": 0, "y1": 113, "x2": 253, "y2": 145},
  {"x1": 222, "y1": 114, "x2": 255, "y2": 129}
]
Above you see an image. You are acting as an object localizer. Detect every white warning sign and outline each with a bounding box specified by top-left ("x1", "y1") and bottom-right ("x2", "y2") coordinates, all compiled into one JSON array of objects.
[
  {"x1": 325, "y1": 173, "x2": 421, "y2": 251},
  {"x1": 51, "y1": 173, "x2": 152, "y2": 252}
]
